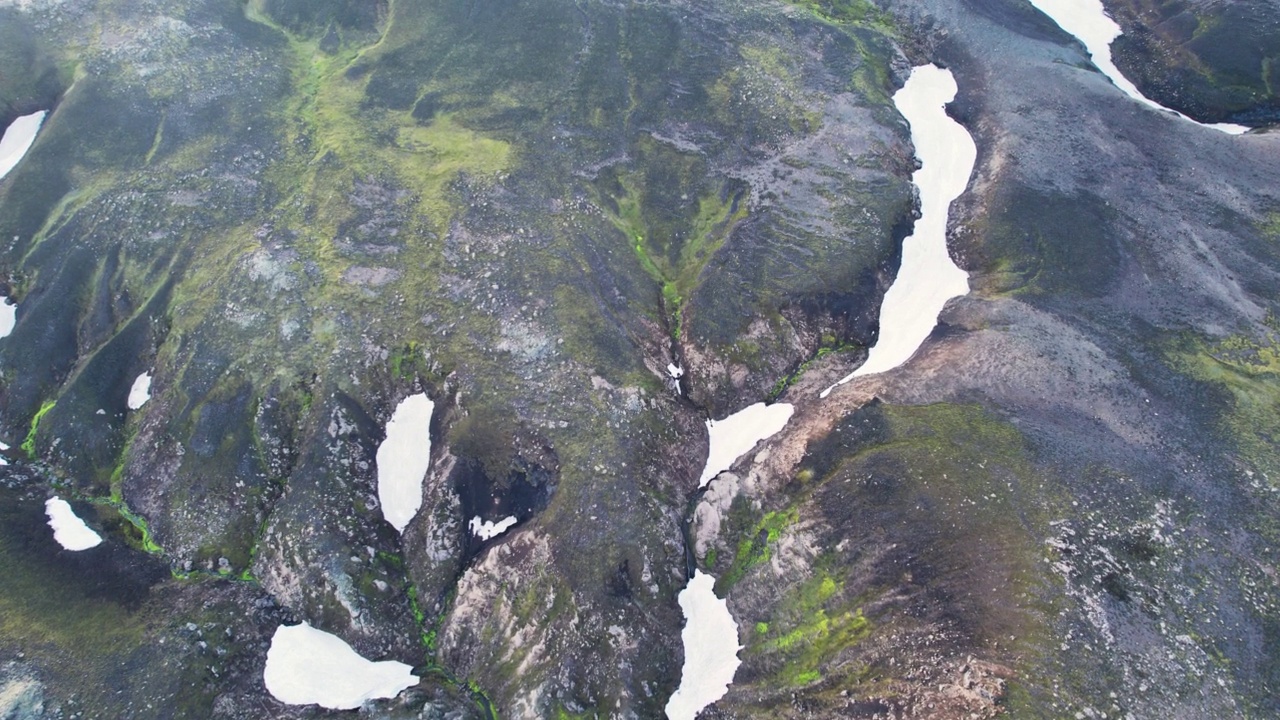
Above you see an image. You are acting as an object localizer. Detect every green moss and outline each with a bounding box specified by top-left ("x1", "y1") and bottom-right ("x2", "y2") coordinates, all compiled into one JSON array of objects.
[
  {"x1": 749, "y1": 571, "x2": 872, "y2": 687},
  {"x1": 21, "y1": 399, "x2": 56, "y2": 457},
  {"x1": 1167, "y1": 331, "x2": 1280, "y2": 484},
  {"x1": 376, "y1": 549, "x2": 405, "y2": 569},
  {"x1": 406, "y1": 583, "x2": 432, "y2": 645},
  {"x1": 394, "y1": 114, "x2": 511, "y2": 211},
  {"x1": 389, "y1": 340, "x2": 427, "y2": 381},
  {"x1": 113, "y1": 501, "x2": 165, "y2": 555},
  {"x1": 786, "y1": 0, "x2": 895, "y2": 33},
  {"x1": 724, "y1": 401, "x2": 1063, "y2": 707},
  {"x1": 595, "y1": 137, "x2": 749, "y2": 337},
  {"x1": 703, "y1": 547, "x2": 718, "y2": 568},
  {"x1": 1261, "y1": 212, "x2": 1280, "y2": 241},
  {"x1": 717, "y1": 507, "x2": 798, "y2": 592},
  {"x1": 274, "y1": 30, "x2": 513, "y2": 234},
  {"x1": 769, "y1": 341, "x2": 862, "y2": 400}
]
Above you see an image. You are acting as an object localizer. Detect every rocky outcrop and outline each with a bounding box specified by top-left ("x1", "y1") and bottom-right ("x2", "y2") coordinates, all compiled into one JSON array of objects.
[{"x1": 1106, "y1": 0, "x2": 1280, "y2": 126}]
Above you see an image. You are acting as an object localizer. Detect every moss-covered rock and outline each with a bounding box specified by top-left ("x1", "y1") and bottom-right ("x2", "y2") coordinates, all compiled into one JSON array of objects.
[{"x1": 1108, "y1": 0, "x2": 1280, "y2": 126}]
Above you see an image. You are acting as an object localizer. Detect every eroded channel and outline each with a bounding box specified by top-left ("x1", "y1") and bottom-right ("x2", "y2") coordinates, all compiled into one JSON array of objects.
[{"x1": 669, "y1": 64, "x2": 978, "y2": 718}]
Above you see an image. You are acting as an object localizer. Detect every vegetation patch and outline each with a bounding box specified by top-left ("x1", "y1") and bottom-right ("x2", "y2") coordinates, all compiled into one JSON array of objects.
[
  {"x1": 595, "y1": 138, "x2": 749, "y2": 337},
  {"x1": 1261, "y1": 212, "x2": 1280, "y2": 241},
  {"x1": 21, "y1": 399, "x2": 56, "y2": 457},
  {"x1": 1167, "y1": 330, "x2": 1280, "y2": 484},
  {"x1": 785, "y1": 0, "x2": 896, "y2": 34},
  {"x1": 768, "y1": 337, "x2": 863, "y2": 400},
  {"x1": 716, "y1": 507, "x2": 798, "y2": 593},
  {"x1": 746, "y1": 570, "x2": 872, "y2": 689},
  {"x1": 254, "y1": 7, "x2": 514, "y2": 237}
]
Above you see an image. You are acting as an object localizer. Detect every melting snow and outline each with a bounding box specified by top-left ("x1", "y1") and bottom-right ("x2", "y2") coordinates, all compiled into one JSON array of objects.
[
  {"x1": 376, "y1": 393, "x2": 434, "y2": 533},
  {"x1": 822, "y1": 65, "x2": 976, "y2": 398},
  {"x1": 665, "y1": 570, "x2": 742, "y2": 720},
  {"x1": 664, "y1": 402, "x2": 786, "y2": 715},
  {"x1": 667, "y1": 363, "x2": 684, "y2": 379},
  {"x1": 263, "y1": 622, "x2": 416, "y2": 710},
  {"x1": 469, "y1": 515, "x2": 517, "y2": 540},
  {"x1": 699, "y1": 402, "x2": 793, "y2": 487},
  {"x1": 1027, "y1": 0, "x2": 1248, "y2": 134},
  {"x1": 0, "y1": 297, "x2": 15, "y2": 338},
  {"x1": 127, "y1": 372, "x2": 152, "y2": 410},
  {"x1": 0, "y1": 439, "x2": 8, "y2": 465},
  {"x1": 45, "y1": 497, "x2": 103, "y2": 551},
  {"x1": 0, "y1": 111, "x2": 46, "y2": 180}
]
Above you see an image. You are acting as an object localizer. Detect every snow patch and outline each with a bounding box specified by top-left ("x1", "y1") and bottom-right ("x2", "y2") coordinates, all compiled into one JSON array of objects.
[
  {"x1": 127, "y1": 372, "x2": 152, "y2": 410},
  {"x1": 0, "y1": 439, "x2": 8, "y2": 466},
  {"x1": 665, "y1": 570, "x2": 741, "y2": 720},
  {"x1": 376, "y1": 393, "x2": 434, "y2": 533},
  {"x1": 699, "y1": 402, "x2": 793, "y2": 487},
  {"x1": 667, "y1": 363, "x2": 684, "y2": 379},
  {"x1": 0, "y1": 111, "x2": 46, "y2": 180},
  {"x1": 1027, "y1": 0, "x2": 1248, "y2": 134},
  {"x1": 469, "y1": 515, "x2": 518, "y2": 540},
  {"x1": 263, "y1": 622, "x2": 416, "y2": 710},
  {"x1": 822, "y1": 65, "x2": 976, "y2": 398},
  {"x1": 44, "y1": 497, "x2": 103, "y2": 551},
  {"x1": 0, "y1": 297, "x2": 15, "y2": 338}
]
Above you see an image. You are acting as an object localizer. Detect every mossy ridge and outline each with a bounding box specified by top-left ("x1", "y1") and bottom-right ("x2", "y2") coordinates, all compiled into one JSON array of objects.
[
  {"x1": 784, "y1": 0, "x2": 896, "y2": 35},
  {"x1": 768, "y1": 336, "x2": 864, "y2": 400},
  {"x1": 1163, "y1": 323, "x2": 1280, "y2": 691},
  {"x1": 777, "y1": 0, "x2": 898, "y2": 103},
  {"x1": 715, "y1": 506, "x2": 798, "y2": 593},
  {"x1": 717, "y1": 401, "x2": 1063, "y2": 712}
]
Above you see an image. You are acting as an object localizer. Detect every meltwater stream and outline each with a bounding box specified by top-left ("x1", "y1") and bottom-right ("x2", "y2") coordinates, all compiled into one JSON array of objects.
[{"x1": 668, "y1": 64, "x2": 977, "y2": 719}]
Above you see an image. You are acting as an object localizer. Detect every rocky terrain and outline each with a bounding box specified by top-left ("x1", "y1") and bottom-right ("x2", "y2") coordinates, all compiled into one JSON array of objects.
[
  {"x1": 1107, "y1": 0, "x2": 1280, "y2": 125},
  {"x1": 0, "y1": 0, "x2": 1277, "y2": 718}
]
